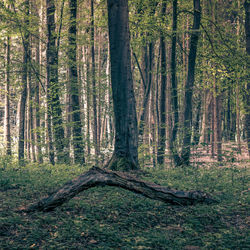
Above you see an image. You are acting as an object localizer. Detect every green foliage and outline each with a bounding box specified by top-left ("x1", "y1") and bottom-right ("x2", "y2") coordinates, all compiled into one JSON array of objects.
[{"x1": 0, "y1": 161, "x2": 249, "y2": 249}]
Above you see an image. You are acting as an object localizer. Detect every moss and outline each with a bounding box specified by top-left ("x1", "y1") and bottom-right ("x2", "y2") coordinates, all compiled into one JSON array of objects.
[{"x1": 108, "y1": 155, "x2": 137, "y2": 171}]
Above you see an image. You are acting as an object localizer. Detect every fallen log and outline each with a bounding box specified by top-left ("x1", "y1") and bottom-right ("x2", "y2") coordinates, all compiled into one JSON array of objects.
[{"x1": 21, "y1": 166, "x2": 218, "y2": 212}]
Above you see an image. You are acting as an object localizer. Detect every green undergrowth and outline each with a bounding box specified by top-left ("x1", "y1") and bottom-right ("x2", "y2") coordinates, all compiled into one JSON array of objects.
[{"x1": 0, "y1": 159, "x2": 249, "y2": 249}]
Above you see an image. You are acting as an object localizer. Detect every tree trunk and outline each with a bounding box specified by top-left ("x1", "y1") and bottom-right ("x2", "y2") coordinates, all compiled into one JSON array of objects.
[
  {"x1": 211, "y1": 98, "x2": 215, "y2": 157},
  {"x1": 85, "y1": 45, "x2": 91, "y2": 156},
  {"x1": 169, "y1": 0, "x2": 181, "y2": 166},
  {"x1": 213, "y1": 76, "x2": 222, "y2": 162},
  {"x1": 68, "y1": 0, "x2": 85, "y2": 164},
  {"x1": 107, "y1": 0, "x2": 139, "y2": 170},
  {"x1": 22, "y1": 166, "x2": 217, "y2": 213},
  {"x1": 34, "y1": 3, "x2": 43, "y2": 163},
  {"x1": 180, "y1": 0, "x2": 201, "y2": 165},
  {"x1": 4, "y1": 35, "x2": 11, "y2": 156},
  {"x1": 226, "y1": 87, "x2": 232, "y2": 141},
  {"x1": 18, "y1": 0, "x2": 29, "y2": 165},
  {"x1": 236, "y1": 81, "x2": 241, "y2": 154},
  {"x1": 46, "y1": 0, "x2": 66, "y2": 164},
  {"x1": 193, "y1": 95, "x2": 202, "y2": 145},
  {"x1": 138, "y1": 42, "x2": 154, "y2": 139},
  {"x1": 157, "y1": 0, "x2": 167, "y2": 166},
  {"x1": 91, "y1": 0, "x2": 99, "y2": 160},
  {"x1": 27, "y1": 56, "x2": 36, "y2": 162},
  {"x1": 244, "y1": 0, "x2": 250, "y2": 157}
]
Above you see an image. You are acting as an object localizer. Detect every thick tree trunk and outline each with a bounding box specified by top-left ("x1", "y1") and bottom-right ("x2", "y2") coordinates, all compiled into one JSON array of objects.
[
  {"x1": 46, "y1": 0, "x2": 66, "y2": 164},
  {"x1": 68, "y1": 0, "x2": 85, "y2": 164},
  {"x1": 107, "y1": 0, "x2": 139, "y2": 170},
  {"x1": 4, "y1": 35, "x2": 11, "y2": 156},
  {"x1": 22, "y1": 166, "x2": 217, "y2": 213}
]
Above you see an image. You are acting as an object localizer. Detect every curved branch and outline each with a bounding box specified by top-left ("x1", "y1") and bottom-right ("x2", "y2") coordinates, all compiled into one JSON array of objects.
[{"x1": 20, "y1": 167, "x2": 218, "y2": 213}]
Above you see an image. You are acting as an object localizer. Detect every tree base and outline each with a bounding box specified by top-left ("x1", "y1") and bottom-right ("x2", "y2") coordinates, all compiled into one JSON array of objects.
[
  {"x1": 106, "y1": 154, "x2": 138, "y2": 171},
  {"x1": 20, "y1": 166, "x2": 218, "y2": 213}
]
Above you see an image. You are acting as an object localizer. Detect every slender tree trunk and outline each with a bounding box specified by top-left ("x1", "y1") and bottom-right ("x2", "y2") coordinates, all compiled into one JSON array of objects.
[
  {"x1": 138, "y1": 42, "x2": 154, "y2": 139},
  {"x1": 91, "y1": 0, "x2": 99, "y2": 159},
  {"x1": 200, "y1": 90, "x2": 211, "y2": 145},
  {"x1": 4, "y1": 35, "x2": 11, "y2": 156},
  {"x1": 68, "y1": 0, "x2": 85, "y2": 164},
  {"x1": 169, "y1": 0, "x2": 181, "y2": 165},
  {"x1": 213, "y1": 85, "x2": 222, "y2": 162},
  {"x1": 85, "y1": 46, "x2": 91, "y2": 156},
  {"x1": 157, "y1": 0, "x2": 167, "y2": 166},
  {"x1": 65, "y1": 89, "x2": 72, "y2": 159},
  {"x1": 211, "y1": 100, "x2": 215, "y2": 157},
  {"x1": 97, "y1": 30, "x2": 102, "y2": 153},
  {"x1": 26, "y1": 105, "x2": 30, "y2": 160},
  {"x1": 18, "y1": 0, "x2": 29, "y2": 165},
  {"x1": 180, "y1": 0, "x2": 201, "y2": 165},
  {"x1": 226, "y1": 87, "x2": 231, "y2": 141},
  {"x1": 107, "y1": 0, "x2": 139, "y2": 170},
  {"x1": 27, "y1": 56, "x2": 36, "y2": 162},
  {"x1": 244, "y1": 0, "x2": 250, "y2": 157},
  {"x1": 193, "y1": 95, "x2": 202, "y2": 145},
  {"x1": 236, "y1": 81, "x2": 241, "y2": 153},
  {"x1": 34, "y1": 5, "x2": 43, "y2": 163}
]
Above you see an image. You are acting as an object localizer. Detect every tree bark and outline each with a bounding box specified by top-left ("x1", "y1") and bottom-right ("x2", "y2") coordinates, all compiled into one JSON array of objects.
[
  {"x1": 68, "y1": 0, "x2": 85, "y2": 164},
  {"x1": 107, "y1": 0, "x2": 139, "y2": 170},
  {"x1": 34, "y1": 1, "x2": 43, "y2": 163},
  {"x1": 244, "y1": 0, "x2": 250, "y2": 157},
  {"x1": 91, "y1": 0, "x2": 99, "y2": 159},
  {"x1": 46, "y1": 0, "x2": 66, "y2": 164},
  {"x1": 169, "y1": 0, "x2": 181, "y2": 166},
  {"x1": 180, "y1": 0, "x2": 201, "y2": 165},
  {"x1": 157, "y1": 0, "x2": 167, "y2": 166},
  {"x1": 193, "y1": 95, "x2": 202, "y2": 145},
  {"x1": 18, "y1": 0, "x2": 29, "y2": 165},
  {"x1": 22, "y1": 166, "x2": 217, "y2": 213},
  {"x1": 138, "y1": 42, "x2": 154, "y2": 139},
  {"x1": 4, "y1": 35, "x2": 11, "y2": 156}
]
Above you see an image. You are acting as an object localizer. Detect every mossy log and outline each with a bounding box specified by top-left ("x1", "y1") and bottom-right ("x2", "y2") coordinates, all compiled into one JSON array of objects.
[{"x1": 22, "y1": 167, "x2": 217, "y2": 212}]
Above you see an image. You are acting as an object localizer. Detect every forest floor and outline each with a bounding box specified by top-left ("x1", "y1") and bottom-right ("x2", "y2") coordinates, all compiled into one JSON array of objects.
[{"x1": 0, "y1": 149, "x2": 249, "y2": 249}]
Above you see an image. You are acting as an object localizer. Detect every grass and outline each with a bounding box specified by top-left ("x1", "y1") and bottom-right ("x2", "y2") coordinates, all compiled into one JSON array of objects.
[{"x1": 0, "y1": 158, "x2": 249, "y2": 249}]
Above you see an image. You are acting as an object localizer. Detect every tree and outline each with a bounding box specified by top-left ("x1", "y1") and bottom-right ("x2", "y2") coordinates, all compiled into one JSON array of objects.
[
  {"x1": 157, "y1": 0, "x2": 167, "y2": 166},
  {"x1": 91, "y1": 0, "x2": 99, "y2": 159},
  {"x1": 180, "y1": 0, "x2": 201, "y2": 165},
  {"x1": 46, "y1": 0, "x2": 66, "y2": 164},
  {"x1": 68, "y1": 0, "x2": 85, "y2": 164},
  {"x1": 34, "y1": 0, "x2": 43, "y2": 163},
  {"x1": 18, "y1": 0, "x2": 29, "y2": 165},
  {"x1": 4, "y1": 35, "x2": 11, "y2": 156},
  {"x1": 169, "y1": 0, "x2": 180, "y2": 165},
  {"x1": 244, "y1": 0, "x2": 250, "y2": 157},
  {"x1": 106, "y1": 0, "x2": 139, "y2": 170}
]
